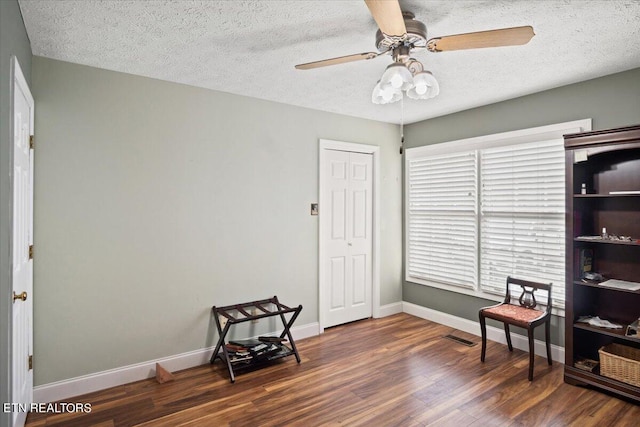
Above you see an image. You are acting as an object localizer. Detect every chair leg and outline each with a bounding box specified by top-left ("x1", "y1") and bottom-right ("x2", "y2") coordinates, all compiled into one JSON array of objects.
[
  {"x1": 504, "y1": 323, "x2": 513, "y2": 352},
  {"x1": 479, "y1": 313, "x2": 487, "y2": 362},
  {"x1": 545, "y1": 320, "x2": 552, "y2": 366},
  {"x1": 527, "y1": 328, "x2": 535, "y2": 381}
]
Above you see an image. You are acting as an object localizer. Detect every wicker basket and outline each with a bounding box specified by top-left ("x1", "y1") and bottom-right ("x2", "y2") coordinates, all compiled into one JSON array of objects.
[{"x1": 598, "y1": 343, "x2": 640, "y2": 387}]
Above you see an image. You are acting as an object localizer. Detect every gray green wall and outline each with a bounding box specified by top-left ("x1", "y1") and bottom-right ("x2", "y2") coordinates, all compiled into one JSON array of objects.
[
  {"x1": 0, "y1": 1, "x2": 32, "y2": 425},
  {"x1": 30, "y1": 56, "x2": 402, "y2": 386},
  {"x1": 403, "y1": 67, "x2": 640, "y2": 346}
]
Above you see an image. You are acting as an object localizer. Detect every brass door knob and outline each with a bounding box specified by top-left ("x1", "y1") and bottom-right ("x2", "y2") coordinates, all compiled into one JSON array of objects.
[{"x1": 13, "y1": 291, "x2": 27, "y2": 302}]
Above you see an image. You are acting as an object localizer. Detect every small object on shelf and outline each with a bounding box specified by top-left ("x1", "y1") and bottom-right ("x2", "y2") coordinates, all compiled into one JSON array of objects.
[
  {"x1": 601, "y1": 227, "x2": 608, "y2": 239},
  {"x1": 574, "y1": 357, "x2": 599, "y2": 373},
  {"x1": 155, "y1": 363, "x2": 175, "y2": 384},
  {"x1": 582, "y1": 272, "x2": 603, "y2": 282},
  {"x1": 606, "y1": 234, "x2": 634, "y2": 242},
  {"x1": 226, "y1": 343, "x2": 250, "y2": 352},
  {"x1": 250, "y1": 343, "x2": 281, "y2": 361},
  {"x1": 609, "y1": 190, "x2": 640, "y2": 195},
  {"x1": 258, "y1": 336, "x2": 287, "y2": 343},
  {"x1": 599, "y1": 343, "x2": 640, "y2": 387},
  {"x1": 577, "y1": 234, "x2": 638, "y2": 243},
  {"x1": 581, "y1": 183, "x2": 587, "y2": 194},
  {"x1": 598, "y1": 279, "x2": 640, "y2": 291},
  {"x1": 577, "y1": 315, "x2": 623, "y2": 329},
  {"x1": 627, "y1": 321, "x2": 640, "y2": 337},
  {"x1": 574, "y1": 149, "x2": 588, "y2": 163},
  {"x1": 579, "y1": 248, "x2": 593, "y2": 279},
  {"x1": 229, "y1": 339, "x2": 263, "y2": 347}
]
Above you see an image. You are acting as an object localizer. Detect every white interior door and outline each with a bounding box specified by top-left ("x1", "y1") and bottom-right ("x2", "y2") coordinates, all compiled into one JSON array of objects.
[
  {"x1": 11, "y1": 57, "x2": 34, "y2": 427},
  {"x1": 321, "y1": 149, "x2": 373, "y2": 328}
]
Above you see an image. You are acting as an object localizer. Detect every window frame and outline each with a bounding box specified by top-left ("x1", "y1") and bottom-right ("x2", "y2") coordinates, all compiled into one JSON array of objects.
[{"x1": 404, "y1": 119, "x2": 592, "y2": 317}]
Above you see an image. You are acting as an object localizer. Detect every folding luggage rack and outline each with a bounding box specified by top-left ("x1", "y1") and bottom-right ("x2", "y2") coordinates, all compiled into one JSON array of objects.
[{"x1": 210, "y1": 296, "x2": 302, "y2": 382}]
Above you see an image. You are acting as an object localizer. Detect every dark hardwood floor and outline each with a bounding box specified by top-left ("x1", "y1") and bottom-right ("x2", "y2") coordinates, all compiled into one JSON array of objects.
[{"x1": 26, "y1": 313, "x2": 639, "y2": 426}]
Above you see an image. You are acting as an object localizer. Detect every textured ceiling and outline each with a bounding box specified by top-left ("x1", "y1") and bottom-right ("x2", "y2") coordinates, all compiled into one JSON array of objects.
[{"x1": 18, "y1": 0, "x2": 640, "y2": 124}]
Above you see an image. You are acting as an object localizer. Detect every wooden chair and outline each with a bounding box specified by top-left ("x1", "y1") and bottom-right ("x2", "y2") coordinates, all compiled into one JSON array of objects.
[{"x1": 479, "y1": 276, "x2": 552, "y2": 381}]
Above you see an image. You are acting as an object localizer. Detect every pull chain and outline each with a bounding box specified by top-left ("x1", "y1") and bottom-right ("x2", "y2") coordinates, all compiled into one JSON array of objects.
[{"x1": 400, "y1": 95, "x2": 404, "y2": 155}]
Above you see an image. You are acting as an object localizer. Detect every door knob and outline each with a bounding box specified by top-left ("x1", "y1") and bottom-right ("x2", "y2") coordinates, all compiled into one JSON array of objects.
[{"x1": 13, "y1": 291, "x2": 27, "y2": 302}]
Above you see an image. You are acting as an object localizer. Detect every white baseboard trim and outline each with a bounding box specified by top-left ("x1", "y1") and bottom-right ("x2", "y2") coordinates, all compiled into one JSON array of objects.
[
  {"x1": 33, "y1": 321, "x2": 320, "y2": 404},
  {"x1": 402, "y1": 302, "x2": 564, "y2": 363},
  {"x1": 378, "y1": 302, "x2": 403, "y2": 318}
]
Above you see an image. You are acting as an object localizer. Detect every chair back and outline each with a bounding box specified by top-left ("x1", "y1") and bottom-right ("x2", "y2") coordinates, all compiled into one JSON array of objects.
[{"x1": 503, "y1": 276, "x2": 552, "y2": 313}]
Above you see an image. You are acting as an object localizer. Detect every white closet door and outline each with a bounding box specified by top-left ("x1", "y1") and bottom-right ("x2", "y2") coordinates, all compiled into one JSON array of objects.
[{"x1": 322, "y1": 149, "x2": 372, "y2": 328}]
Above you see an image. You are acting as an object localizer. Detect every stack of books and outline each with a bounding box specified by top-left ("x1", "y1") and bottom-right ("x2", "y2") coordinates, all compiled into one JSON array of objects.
[
  {"x1": 574, "y1": 357, "x2": 599, "y2": 373},
  {"x1": 224, "y1": 337, "x2": 287, "y2": 364}
]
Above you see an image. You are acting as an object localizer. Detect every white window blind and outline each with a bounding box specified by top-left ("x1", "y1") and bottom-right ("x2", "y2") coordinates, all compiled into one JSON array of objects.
[
  {"x1": 480, "y1": 139, "x2": 566, "y2": 306},
  {"x1": 407, "y1": 151, "x2": 477, "y2": 289}
]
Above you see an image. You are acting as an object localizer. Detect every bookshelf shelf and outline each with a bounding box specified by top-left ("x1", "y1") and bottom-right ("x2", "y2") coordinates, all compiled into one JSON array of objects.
[
  {"x1": 574, "y1": 238, "x2": 640, "y2": 246},
  {"x1": 573, "y1": 323, "x2": 640, "y2": 344},
  {"x1": 574, "y1": 280, "x2": 640, "y2": 295},
  {"x1": 574, "y1": 194, "x2": 640, "y2": 198}
]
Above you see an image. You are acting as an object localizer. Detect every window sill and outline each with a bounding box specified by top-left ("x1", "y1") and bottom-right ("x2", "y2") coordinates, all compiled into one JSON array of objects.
[{"x1": 405, "y1": 276, "x2": 566, "y2": 318}]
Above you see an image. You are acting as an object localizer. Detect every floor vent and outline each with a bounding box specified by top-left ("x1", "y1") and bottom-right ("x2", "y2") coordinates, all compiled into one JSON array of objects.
[{"x1": 443, "y1": 334, "x2": 477, "y2": 347}]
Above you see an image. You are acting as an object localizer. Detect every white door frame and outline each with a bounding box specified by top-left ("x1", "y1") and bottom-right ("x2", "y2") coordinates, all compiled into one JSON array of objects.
[
  {"x1": 318, "y1": 139, "x2": 380, "y2": 331},
  {"x1": 10, "y1": 56, "x2": 34, "y2": 427}
]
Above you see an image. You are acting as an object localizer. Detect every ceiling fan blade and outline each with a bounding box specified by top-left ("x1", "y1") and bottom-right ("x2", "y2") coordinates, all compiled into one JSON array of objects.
[
  {"x1": 295, "y1": 51, "x2": 383, "y2": 70},
  {"x1": 364, "y1": 0, "x2": 407, "y2": 38},
  {"x1": 427, "y1": 26, "x2": 535, "y2": 52}
]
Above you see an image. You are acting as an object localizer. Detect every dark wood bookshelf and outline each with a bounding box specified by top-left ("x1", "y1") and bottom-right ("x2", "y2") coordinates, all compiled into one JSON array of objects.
[{"x1": 564, "y1": 124, "x2": 640, "y2": 402}]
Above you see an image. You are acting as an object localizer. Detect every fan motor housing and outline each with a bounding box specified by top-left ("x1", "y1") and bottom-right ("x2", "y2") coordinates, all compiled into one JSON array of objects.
[{"x1": 375, "y1": 12, "x2": 427, "y2": 51}]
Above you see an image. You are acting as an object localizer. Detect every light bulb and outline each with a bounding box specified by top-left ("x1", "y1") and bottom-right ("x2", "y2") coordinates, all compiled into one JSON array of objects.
[
  {"x1": 390, "y1": 74, "x2": 404, "y2": 89},
  {"x1": 372, "y1": 80, "x2": 402, "y2": 104},
  {"x1": 415, "y1": 83, "x2": 428, "y2": 95},
  {"x1": 380, "y1": 63, "x2": 413, "y2": 91},
  {"x1": 406, "y1": 71, "x2": 439, "y2": 100}
]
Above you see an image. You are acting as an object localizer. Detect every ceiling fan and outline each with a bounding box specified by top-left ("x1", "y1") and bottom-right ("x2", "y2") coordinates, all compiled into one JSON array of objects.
[{"x1": 295, "y1": 0, "x2": 535, "y2": 104}]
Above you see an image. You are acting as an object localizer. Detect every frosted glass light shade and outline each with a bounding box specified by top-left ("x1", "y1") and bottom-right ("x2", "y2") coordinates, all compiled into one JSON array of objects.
[
  {"x1": 372, "y1": 81, "x2": 402, "y2": 104},
  {"x1": 406, "y1": 71, "x2": 439, "y2": 100},
  {"x1": 379, "y1": 63, "x2": 413, "y2": 91}
]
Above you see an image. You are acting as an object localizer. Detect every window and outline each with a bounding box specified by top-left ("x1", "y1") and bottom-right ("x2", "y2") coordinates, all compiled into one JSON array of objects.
[
  {"x1": 479, "y1": 139, "x2": 566, "y2": 307},
  {"x1": 406, "y1": 151, "x2": 478, "y2": 289},
  {"x1": 405, "y1": 120, "x2": 592, "y2": 310}
]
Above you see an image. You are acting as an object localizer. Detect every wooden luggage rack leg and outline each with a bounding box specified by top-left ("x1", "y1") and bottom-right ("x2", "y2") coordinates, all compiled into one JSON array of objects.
[
  {"x1": 274, "y1": 296, "x2": 302, "y2": 363},
  {"x1": 210, "y1": 309, "x2": 236, "y2": 382}
]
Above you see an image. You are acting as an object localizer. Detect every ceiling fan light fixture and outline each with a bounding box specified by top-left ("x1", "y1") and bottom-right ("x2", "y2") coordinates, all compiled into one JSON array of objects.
[
  {"x1": 406, "y1": 71, "x2": 439, "y2": 100},
  {"x1": 379, "y1": 63, "x2": 413, "y2": 91},
  {"x1": 372, "y1": 80, "x2": 402, "y2": 104}
]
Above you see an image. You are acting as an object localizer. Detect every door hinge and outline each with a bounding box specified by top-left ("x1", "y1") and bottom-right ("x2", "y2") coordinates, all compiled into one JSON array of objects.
[
  {"x1": 29, "y1": 245, "x2": 33, "y2": 260},
  {"x1": 28, "y1": 355, "x2": 33, "y2": 370},
  {"x1": 29, "y1": 135, "x2": 34, "y2": 150}
]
